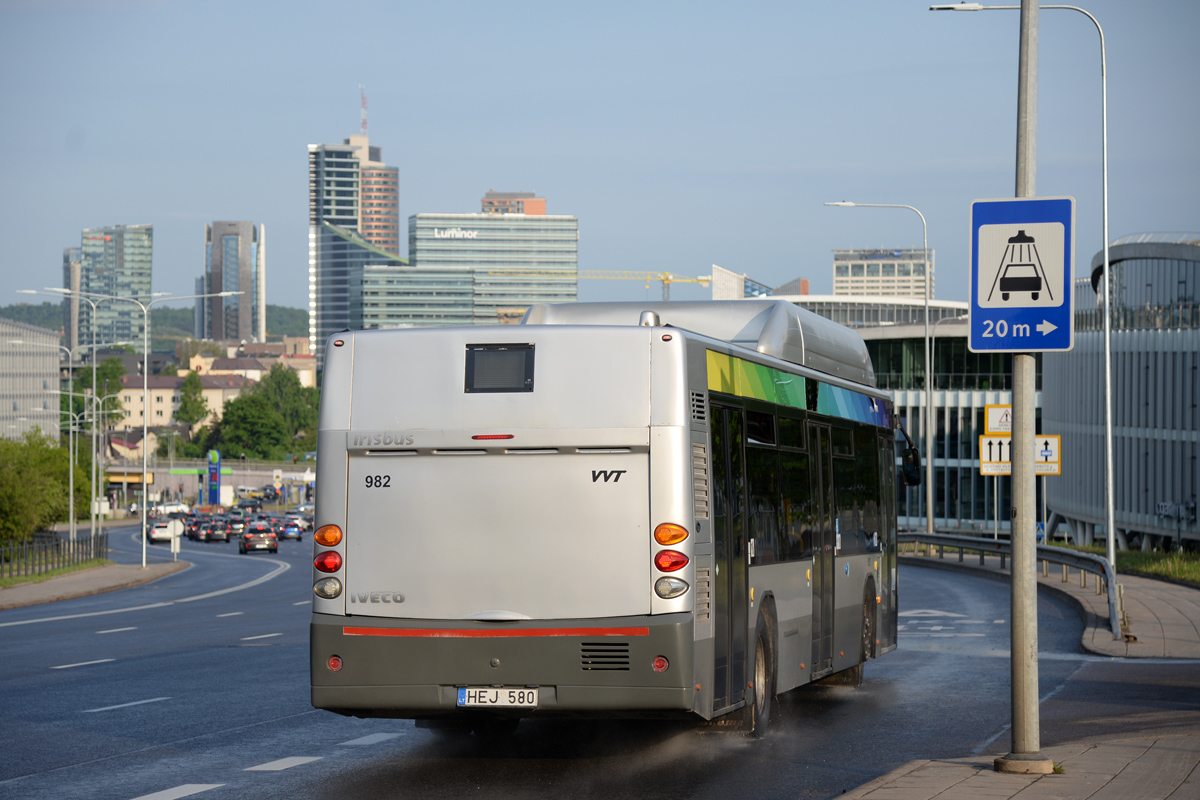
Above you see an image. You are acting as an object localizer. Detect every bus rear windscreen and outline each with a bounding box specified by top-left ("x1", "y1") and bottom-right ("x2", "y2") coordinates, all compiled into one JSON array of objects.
[{"x1": 465, "y1": 344, "x2": 534, "y2": 392}]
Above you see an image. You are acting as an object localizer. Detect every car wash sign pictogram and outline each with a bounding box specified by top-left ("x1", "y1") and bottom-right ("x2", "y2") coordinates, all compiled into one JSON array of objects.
[{"x1": 969, "y1": 197, "x2": 1074, "y2": 353}]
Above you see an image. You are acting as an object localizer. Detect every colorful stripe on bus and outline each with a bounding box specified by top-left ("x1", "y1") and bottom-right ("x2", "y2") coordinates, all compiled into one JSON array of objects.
[{"x1": 706, "y1": 350, "x2": 891, "y2": 428}]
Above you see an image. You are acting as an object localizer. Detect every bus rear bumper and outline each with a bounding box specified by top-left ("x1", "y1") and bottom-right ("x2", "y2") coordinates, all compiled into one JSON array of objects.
[{"x1": 311, "y1": 611, "x2": 695, "y2": 719}]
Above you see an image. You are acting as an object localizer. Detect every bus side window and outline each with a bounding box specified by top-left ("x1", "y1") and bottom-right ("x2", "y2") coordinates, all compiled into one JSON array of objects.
[
  {"x1": 746, "y1": 446, "x2": 781, "y2": 564},
  {"x1": 781, "y1": 450, "x2": 811, "y2": 560},
  {"x1": 779, "y1": 415, "x2": 806, "y2": 450}
]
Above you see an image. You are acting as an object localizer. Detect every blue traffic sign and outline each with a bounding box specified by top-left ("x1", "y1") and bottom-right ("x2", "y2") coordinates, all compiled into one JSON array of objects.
[{"x1": 969, "y1": 197, "x2": 1074, "y2": 353}]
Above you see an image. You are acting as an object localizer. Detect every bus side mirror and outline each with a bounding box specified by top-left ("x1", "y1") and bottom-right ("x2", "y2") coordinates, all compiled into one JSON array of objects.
[{"x1": 902, "y1": 447, "x2": 922, "y2": 486}]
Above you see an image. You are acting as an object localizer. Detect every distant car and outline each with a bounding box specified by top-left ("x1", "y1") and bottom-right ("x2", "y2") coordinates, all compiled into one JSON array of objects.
[
  {"x1": 202, "y1": 521, "x2": 230, "y2": 543},
  {"x1": 148, "y1": 521, "x2": 173, "y2": 544},
  {"x1": 239, "y1": 523, "x2": 278, "y2": 554},
  {"x1": 279, "y1": 521, "x2": 303, "y2": 541}
]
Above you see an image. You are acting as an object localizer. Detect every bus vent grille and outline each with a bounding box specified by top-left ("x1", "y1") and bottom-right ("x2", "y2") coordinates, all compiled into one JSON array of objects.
[
  {"x1": 695, "y1": 567, "x2": 711, "y2": 621},
  {"x1": 581, "y1": 643, "x2": 630, "y2": 671},
  {"x1": 693, "y1": 443, "x2": 710, "y2": 519},
  {"x1": 690, "y1": 391, "x2": 707, "y2": 423}
]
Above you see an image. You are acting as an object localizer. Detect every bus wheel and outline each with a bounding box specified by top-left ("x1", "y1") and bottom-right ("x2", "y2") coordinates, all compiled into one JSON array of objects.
[
  {"x1": 751, "y1": 609, "x2": 776, "y2": 738},
  {"x1": 861, "y1": 583, "x2": 876, "y2": 664}
]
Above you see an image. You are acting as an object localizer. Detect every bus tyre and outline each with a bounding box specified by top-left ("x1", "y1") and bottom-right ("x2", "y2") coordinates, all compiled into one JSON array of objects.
[{"x1": 751, "y1": 607, "x2": 776, "y2": 738}]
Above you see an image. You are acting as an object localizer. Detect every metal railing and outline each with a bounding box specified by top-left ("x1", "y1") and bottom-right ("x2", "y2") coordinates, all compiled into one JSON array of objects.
[
  {"x1": 897, "y1": 531, "x2": 1122, "y2": 641},
  {"x1": 0, "y1": 532, "x2": 109, "y2": 580}
]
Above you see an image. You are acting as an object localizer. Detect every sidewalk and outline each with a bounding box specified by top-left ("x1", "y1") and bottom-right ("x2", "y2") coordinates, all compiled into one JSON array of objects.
[
  {"x1": 0, "y1": 560, "x2": 189, "y2": 611},
  {"x1": 840, "y1": 550, "x2": 1200, "y2": 799}
]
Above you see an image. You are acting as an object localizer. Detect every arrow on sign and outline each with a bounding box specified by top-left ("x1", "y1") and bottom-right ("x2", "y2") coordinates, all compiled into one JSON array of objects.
[
  {"x1": 1042, "y1": 440, "x2": 1052, "y2": 461},
  {"x1": 1037, "y1": 319, "x2": 1058, "y2": 336}
]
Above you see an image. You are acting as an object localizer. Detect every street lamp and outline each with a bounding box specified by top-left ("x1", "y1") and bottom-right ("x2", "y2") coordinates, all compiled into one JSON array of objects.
[
  {"x1": 43, "y1": 288, "x2": 242, "y2": 568},
  {"x1": 825, "y1": 201, "x2": 935, "y2": 535},
  {"x1": 932, "y1": 0, "x2": 1115, "y2": 569}
]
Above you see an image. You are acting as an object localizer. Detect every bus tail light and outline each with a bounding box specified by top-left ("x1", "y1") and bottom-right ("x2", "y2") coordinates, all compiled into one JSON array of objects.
[
  {"x1": 328, "y1": 655, "x2": 343, "y2": 672},
  {"x1": 315, "y1": 525, "x2": 343, "y2": 547},
  {"x1": 652, "y1": 656, "x2": 669, "y2": 673},
  {"x1": 654, "y1": 550, "x2": 688, "y2": 572},
  {"x1": 654, "y1": 577, "x2": 689, "y2": 598},
  {"x1": 653, "y1": 523, "x2": 689, "y2": 546},
  {"x1": 313, "y1": 577, "x2": 342, "y2": 599},
  {"x1": 314, "y1": 551, "x2": 343, "y2": 573}
]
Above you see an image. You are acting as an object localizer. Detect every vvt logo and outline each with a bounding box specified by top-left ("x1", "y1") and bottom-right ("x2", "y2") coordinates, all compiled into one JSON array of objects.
[{"x1": 592, "y1": 470, "x2": 627, "y2": 483}]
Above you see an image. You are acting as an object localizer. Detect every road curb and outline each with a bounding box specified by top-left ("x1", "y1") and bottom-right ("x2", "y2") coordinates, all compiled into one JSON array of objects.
[
  {"x1": 837, "y1": 759, "x2": 931, "y2": 799},
  {"x1": 0, "y1": 560, "x2": 191, "y2": 611}
]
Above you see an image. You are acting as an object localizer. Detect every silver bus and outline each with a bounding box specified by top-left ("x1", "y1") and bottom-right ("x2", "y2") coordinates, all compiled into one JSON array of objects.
[{"x1": 310, "y1": 300, "x2": 919, "y2": 736}]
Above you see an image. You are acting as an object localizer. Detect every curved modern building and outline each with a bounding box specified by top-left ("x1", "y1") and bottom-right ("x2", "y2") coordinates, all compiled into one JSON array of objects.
[{"x1": 1043, "y1": 233, "x2": 1200, "y2": 549}]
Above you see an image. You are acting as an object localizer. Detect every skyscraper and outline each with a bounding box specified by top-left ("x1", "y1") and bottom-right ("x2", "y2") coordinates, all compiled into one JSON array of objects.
[
  {"x1": 200, "y1": 221, "x2": 266, "y2": 343},
  {"x1": 409, "y1": 191, "x2": 577, "y2": 324},
  {"x1": 832, "y1": 247, "x2": 935, "y2": 299},
  {"x1": 62, "y1": 247, "x2": 82, "y2": 354},
  {"x1": 308, "y1": 134, "x2": 404, "y2": 357},
  {"x1": 74, "y1": 225, "x2": 153, "y2": 353}
]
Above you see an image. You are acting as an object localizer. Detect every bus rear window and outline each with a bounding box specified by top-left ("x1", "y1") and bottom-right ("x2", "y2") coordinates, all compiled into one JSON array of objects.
[{"x1": 465, "y1": 344, "x2": 535, "y2": 393}]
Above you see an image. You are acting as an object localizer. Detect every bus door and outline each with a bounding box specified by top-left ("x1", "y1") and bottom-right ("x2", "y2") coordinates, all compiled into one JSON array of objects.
[
  {"x1": 710, "y1": 403, "x2": 748, "y2": 712},
  {"x1": 878, "y1": 432, "x2": 899, "y2": 653},
  {"x1": 809, "y1": 423, "x2": 835, "y2": 677}
]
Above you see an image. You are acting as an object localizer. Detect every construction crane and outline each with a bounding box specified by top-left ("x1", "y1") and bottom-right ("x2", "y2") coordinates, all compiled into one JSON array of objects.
[{"x1": 487, "y1": 270, "x2": 712, "y2": 300}]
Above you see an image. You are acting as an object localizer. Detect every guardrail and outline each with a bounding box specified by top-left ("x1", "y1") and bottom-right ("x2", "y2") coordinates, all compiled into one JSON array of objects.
[
  {"x1": 0, "y1": 532, "x2": 109, "y2": 581},
  {"x1": 897, "y1": 532, "x2": 1123, "y2": 641}
]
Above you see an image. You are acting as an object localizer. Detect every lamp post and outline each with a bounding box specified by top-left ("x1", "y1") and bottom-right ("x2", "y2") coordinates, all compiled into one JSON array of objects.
[
  {"x1": 44, "y1": 288, "x2": 242, "y2": 568},
  {"x1": 825, "y1": 201, "x2": 934, "y2": 535},
  {"x1": 932, "y1": 0, "x2": 1114, "y2": 570}
]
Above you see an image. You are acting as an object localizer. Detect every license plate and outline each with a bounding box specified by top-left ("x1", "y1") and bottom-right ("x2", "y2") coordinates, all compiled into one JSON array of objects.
[
  {"x1": 457, "y1": 687, "x2": 538, "y2": 708},
  {"x1": 254, "y1": 543, "x2": 267, "y2": 549}
]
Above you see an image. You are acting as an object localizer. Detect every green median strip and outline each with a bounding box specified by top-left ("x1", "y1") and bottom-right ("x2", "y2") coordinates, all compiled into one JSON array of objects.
[{"x1": 0, "y1": 559, "x2": 111, "y2": 589}]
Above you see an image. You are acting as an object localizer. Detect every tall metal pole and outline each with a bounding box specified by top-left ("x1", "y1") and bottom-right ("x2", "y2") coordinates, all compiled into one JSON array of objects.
[{"x1": 999, "y1": 0, "x2": 1052, "y2": 774}]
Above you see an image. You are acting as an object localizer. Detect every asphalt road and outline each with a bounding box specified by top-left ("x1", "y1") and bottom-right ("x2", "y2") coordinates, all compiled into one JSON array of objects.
[{"x1": 0, "y1": 529, "x2": 1197, "y2": 800}]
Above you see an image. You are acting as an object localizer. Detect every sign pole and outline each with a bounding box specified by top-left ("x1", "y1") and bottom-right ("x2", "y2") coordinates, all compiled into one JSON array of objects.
[{"x1": 997, "y1": 0, "x2": 1052, "y2": 775}]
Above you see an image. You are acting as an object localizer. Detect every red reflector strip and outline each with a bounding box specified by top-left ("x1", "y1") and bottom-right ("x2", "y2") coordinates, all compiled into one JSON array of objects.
[
  {"x1": 471, "y1": 434, "x2": 515, "y2": 440},
  {"x1": 343, "y1": 626, "x2": 650, "y2": 639}
]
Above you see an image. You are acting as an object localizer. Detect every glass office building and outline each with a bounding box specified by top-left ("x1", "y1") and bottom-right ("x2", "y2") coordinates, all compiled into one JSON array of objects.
[
  {"x1": 409, "y1": 212, "x2": 578, "y2": 324},
  {"x1": 200, "y1": 221, "x2": 265, "y2": 343},
  {"x1": 349, "y1": 264, "x2": 475, "y2": 330},
  {"x1": 78, "y1": 224, "x2": 153, "y2": 354},
  {"x1": 832, "y1": 247, "x2": 934, "y2": 299}
]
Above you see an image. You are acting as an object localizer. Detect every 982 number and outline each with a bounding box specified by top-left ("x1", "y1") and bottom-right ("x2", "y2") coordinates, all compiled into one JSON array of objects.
[{"x1": 365, "y1": 475, "x2": 391, "y2": 488}]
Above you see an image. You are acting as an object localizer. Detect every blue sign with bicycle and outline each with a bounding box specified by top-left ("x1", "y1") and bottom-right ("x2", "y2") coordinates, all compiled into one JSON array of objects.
[{"x1": 969, "y1": 197, "x2": 1074, "y2": 353}]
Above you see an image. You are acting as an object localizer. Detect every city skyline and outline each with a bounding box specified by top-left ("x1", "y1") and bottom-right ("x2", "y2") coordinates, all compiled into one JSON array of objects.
[{"x1": 1, "y1": 1, "x2": 1196, "y2": 313}]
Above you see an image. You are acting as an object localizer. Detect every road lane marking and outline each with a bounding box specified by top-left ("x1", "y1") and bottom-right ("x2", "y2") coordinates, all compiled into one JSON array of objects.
[
  {"x1": 245, "y1": 756, "x2": 322, "y2": 771},
  {"x1": 98, "y1": 626, "x2": 137, "y2": 634},
  {"x1": 51, "y1": 658, "x2": 115, "y2": 669},
  {"x1": 0, "y1": 559, "x2": 290, "y2": 628},
  {"x1": 899, "y1": 609, "x2": 968, "y2": 618},
  {"x1": 339, "y1": 733, "x2": 403, "y2": 746},
  {"x1": 217, "y1": 612, "x2": 244, "y2": 617},
  {"x1": 130, "y1": 785, "x2": 224, "y2": 800},
  {"x1": 84, "y1": 697, "x2": 170, "y2": 713},
  {"x1": 241, "y1": 633, "x2": 282, "y2": 641},
  {"x1": 293, "y1": 601, "x2": 308, "y2": 606}
]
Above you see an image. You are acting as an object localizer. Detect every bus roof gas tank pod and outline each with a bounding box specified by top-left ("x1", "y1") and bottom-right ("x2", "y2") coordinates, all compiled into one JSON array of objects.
[{"x1": 521, "y1": 299, "x2": 876, "y2": 386}]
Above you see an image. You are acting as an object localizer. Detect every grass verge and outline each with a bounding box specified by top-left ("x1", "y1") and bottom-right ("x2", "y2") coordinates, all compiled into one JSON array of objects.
[
  {"x1": 0, "y1": 559, "x2": 111, "y2": 589},
  {"x1": 1055, "y1": 543, "x2": 1200, "y2": 585}
]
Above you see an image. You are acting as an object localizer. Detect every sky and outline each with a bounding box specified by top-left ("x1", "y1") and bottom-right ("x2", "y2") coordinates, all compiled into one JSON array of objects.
[{"x1": 1, "y1": 0, "x2": 1197, "y2": 312}]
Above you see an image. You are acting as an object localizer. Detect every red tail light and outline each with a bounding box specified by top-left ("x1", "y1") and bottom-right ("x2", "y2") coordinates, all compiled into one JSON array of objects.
[
  {"x1": 654, "y1": 550, "x2": 689, "y2": 572},
  {"x1": 314, "y1": 551, "x2": 343, "y2": 573},
  {"x1": 652, "y1": 656, "x2": 670, "y2": 673}
]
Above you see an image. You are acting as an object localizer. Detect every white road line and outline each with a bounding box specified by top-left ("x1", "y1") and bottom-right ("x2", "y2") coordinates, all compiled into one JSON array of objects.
[
  {"x1": 339, "y1": 732, "x2": 403, "y2": 746},
  {"x1": 293, "y1": 601, "x2": 308, "y2": 606},
  {"x1": 0, "y1": 558, "x2": 290, "y2": 628},
  {"x1": 51, "y1": 658, "x2": 115, "y2": 670},
  {"x1": 245, "y1": 756, "x2": 322, "y2": 771},
  {"x1": 84, "y1": 696, "x2": 171, "y2": 713},
  {"x1": 241, "y1": 633, "x2": 282, "y2": 641},
  {"x1": 129, "y1": 785, "x2": 224, "y2": 800},
  {"x1": 217, "y1": 612, "x2": 244, "y2": 617},
  {"x1": 97, "y1": 626, "x2": 137, "y2": 634}
]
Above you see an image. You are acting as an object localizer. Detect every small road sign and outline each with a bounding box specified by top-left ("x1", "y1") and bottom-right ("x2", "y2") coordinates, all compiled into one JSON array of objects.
[
  {"x1": 969, "y1": 197, "x2": 1075, "y2": 353},
  {"x1": 979, "y1": 434, "x2": 1061, "y2": 476},
  {"x1": 985, "y1": 404, "x2": 1012, "y2": 434}
]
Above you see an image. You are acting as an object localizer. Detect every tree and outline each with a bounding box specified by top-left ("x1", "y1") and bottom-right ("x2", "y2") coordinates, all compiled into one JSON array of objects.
[
  {"x1": 252, "y1": 364, "x2": 319, "y2": 436},
  {"x1": 211, "y1": 393, "x2": 289, "y2": 459},
  {"x1": 0, "y1": 430, "x2": 81, "y2": 543},
  {"x1": 175, "y1": 370, "x2": 209, "y2": 431}
]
